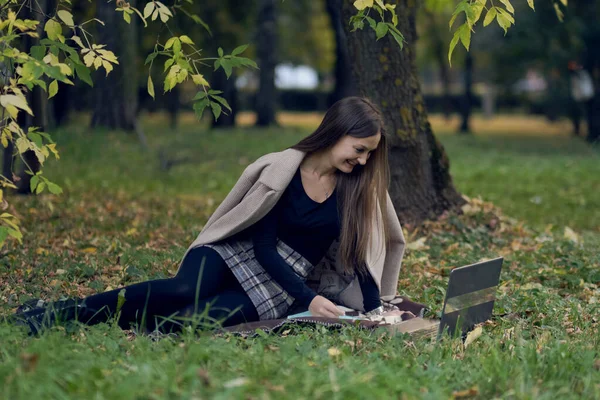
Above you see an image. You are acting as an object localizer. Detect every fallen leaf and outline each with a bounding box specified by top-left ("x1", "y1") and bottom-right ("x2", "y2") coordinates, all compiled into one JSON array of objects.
[
  {"x1": 55, "y1": 269, "x2": 66, "y2": 275},
  {"x1": 20, "y1": 353, "x2": 40, "y2": 373},
  {"x1": 521, "y1": 282, "x2": 543, "y2": 291},
  {"x1": 197, "y1": 368, "x2": 211, "y2": 386},
  {"x1": 564, "y1": 227, "x2": 581, "y2": 244},
  {"x1": 82, "y1": 247, "x2": 97, "y2": 254},
  {"x1": 223, "y1": 377, "x2": 249, "y2": 388},
  {"x1": 464, "y1": 326, "x2": 483, "y2": 348},
  {"x1": 452, "y1": 386, "x2": 479, "y2": 399},
  {"x1": 406, "y1": 237, "x2": 429, "y2": 251},
  {"x1": 327, "y1": 347, "x2": 341, "y2": 357}
]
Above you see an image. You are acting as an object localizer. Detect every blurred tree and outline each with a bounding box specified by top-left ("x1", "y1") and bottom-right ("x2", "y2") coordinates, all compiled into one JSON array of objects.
[
  {"x1": 91, "y1": 0, "x2": 139, "y2": 132},
  {"x1": 418, "y1": 5, "x2": 453, "y2": 119},
  {"x1": 255, "y1": 0, "x2": 278, "y2": 127},
  {"x1": 573, "y1": 0, "x2": 600, "y2": 143},
  {"x1": 341, "y1": 0, "x2": 465, "y2": 225},
  {"x1": 195, "y1": 0, "x2": 255, "y2": 128},
  {"x1": 326, "y1": 0, "x2": 357, "y2": 104},
  {"x1": 458, "y1": 51, "x2": 473, "y2": 133}
]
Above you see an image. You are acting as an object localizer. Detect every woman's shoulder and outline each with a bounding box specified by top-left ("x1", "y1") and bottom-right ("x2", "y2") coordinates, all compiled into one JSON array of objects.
[
  {"x1": 251, "y1": 148, "x2": 304, "y2": 166},
  {"x1": 232, "y1": 148, "x2": 305, "y2": 192}
]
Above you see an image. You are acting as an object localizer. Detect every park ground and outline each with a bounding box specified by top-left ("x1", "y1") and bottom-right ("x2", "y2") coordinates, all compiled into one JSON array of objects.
[{"x1": 0, "y1": 112, "x2": 599, "y2": 399}]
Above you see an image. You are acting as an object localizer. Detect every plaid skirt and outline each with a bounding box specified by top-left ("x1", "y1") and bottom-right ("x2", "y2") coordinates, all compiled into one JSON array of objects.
[{"x1": 202, "y1": 238, "x2": 315, "y2": 320}]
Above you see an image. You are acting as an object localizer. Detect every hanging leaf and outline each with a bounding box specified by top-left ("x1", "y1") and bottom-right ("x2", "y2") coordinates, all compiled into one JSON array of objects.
[
  {"x1": 44, "y1": 19, "x2": 62, "y2": 41},
  {"x1": 57, "y1": 10, "x2": 74, "y2": 27},
  {"x1": 353, "y1": 0, "x2": 374, "y2": 11},
  {"x1": 147, "y1": 75, "x2": 155, "y2": 99},
  {"x1": 48, "y1": 80, "x2": 58, "y2": 99}
]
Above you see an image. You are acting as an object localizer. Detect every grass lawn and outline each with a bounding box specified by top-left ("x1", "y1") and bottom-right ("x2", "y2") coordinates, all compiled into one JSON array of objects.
[{"x1": 0, "y1": 112, "x2": 599, "y2": 399}]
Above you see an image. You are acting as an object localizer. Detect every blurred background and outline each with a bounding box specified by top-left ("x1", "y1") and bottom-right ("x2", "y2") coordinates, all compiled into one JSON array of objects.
[{"x1": 5, "y1": 0, "x2": 599, "y2": 252}]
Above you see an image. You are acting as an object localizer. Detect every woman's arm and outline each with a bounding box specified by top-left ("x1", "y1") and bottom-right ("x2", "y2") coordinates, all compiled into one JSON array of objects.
[
  {"x1": 252, "y1": 206, "x2": 318, "y2": 308},
  {"x1": 358, "y1": 271, "x2": 382, "y2": 313}
]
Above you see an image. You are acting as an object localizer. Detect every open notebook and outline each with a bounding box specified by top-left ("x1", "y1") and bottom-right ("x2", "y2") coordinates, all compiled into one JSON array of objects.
[{"x1": 287, "y1": 306, "x2": 366, "y2": 321}]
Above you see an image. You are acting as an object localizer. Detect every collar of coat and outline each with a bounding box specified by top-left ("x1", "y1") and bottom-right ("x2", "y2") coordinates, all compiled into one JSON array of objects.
[{"x1": 180, "y1": 148, "x2": 406, "y2": 311}]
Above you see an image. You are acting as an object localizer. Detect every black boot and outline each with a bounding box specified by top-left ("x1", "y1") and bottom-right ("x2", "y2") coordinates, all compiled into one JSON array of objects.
[{"x1": 11, "y1": 298, "x2": 94, "y2": 336}]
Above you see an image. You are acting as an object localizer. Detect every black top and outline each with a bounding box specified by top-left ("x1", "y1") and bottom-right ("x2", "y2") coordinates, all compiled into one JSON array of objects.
[{"x1": 249, "y1": 167, "x2": 381, "y2": 311}]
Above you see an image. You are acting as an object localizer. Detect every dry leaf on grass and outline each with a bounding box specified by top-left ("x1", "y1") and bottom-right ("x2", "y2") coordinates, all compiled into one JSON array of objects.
[
  {"x1": 223, "y1": 377, "x2": 249, "y2": 388},
  {"x1": 452, "y1": 386, "x2": 479, "y2": 399},
  {"x1": 464, "y1": 326, "x2": 483, "y2": 348}
]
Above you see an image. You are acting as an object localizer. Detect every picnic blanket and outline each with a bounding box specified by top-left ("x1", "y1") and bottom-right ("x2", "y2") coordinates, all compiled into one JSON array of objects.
[{"x1": 220, "y1": 295, "x2": 439, "y2": 338}]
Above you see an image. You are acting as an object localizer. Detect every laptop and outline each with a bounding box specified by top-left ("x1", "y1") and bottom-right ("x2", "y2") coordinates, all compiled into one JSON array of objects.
[
  {"x1": 380, "y1": 257, "x2": 504, "y2": 339},
  {"x1": 437, "y1": 257, "x2": 504, "y2": 339}
]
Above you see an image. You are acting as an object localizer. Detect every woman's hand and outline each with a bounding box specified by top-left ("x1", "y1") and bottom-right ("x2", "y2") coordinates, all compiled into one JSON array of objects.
[{"x1": 309, "y1": 295, "x2": 344, "y2": 318}]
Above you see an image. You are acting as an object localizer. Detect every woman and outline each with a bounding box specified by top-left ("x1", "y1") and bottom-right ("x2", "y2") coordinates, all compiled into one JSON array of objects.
[{"x1": 14, "y1": 96, "x2": 407, "y2": 335}]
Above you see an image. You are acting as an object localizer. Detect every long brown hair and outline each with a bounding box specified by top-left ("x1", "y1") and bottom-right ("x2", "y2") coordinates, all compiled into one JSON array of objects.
[{"x1": 290, "y1": 97, "x2": 391, "y2": 277}]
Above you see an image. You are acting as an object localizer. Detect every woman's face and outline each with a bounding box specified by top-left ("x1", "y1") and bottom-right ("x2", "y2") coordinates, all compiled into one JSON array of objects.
[{"x1": 330, "y1": 132, "x2": 381, "y2": 173}]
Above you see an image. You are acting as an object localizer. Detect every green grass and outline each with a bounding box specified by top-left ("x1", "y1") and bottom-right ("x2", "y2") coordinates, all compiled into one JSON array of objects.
[{"x1": 0, "y1": 113, "x2": 599, "y2": 399}]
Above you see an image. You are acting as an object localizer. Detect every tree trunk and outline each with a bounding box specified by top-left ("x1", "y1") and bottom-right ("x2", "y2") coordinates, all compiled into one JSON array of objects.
[
  {"x1": 90, "y1": 0, "x2": 138, "y2": 130},
  {"x1": 458, "y1": 52, "x2": 473, "y2": 133},
  {"x1": 583, "y1": 34, "x2": 600, "y2": 143},
  {"x1": 255, "y1": 0, "x2": 277, "y2": 127},
  {"x1": 341, "y1": 0, "x2": 464, "y2": 225},
  {"x1": 325, "y1": 0, "x2": 357, "y2": 105},
  {"x1": 211, "y1": 69, "x2": 237, "y2": 128},
  {"x1": 425, "y1": 10, "x2": 452, "y2": 120}
]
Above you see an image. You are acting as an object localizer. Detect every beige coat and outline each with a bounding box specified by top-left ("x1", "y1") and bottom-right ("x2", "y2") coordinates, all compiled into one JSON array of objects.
[{"x1": 180, "y1": 148, "x2": 406, "y2": 311}]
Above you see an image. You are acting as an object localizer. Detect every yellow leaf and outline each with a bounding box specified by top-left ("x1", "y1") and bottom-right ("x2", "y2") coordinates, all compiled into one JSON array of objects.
[
  {"x1": 15, "y1": 137, "x2": 30, "y2": 154},
  {"x1": 44, "y1": 19, "x2": 62, "y2": 41},
  {"x1": 57, "y1": 10, "x2": 74, "y2": 27},
  {"x1": 147, "y1": 75, "x2": 155, "y2": 99},
  {"x1": 406, "y1": 237, "x2": 429, "y2": 251},
  {"x1": 464, "y1": 325, "x2": 483, "y2": 348},
  {"x1": 0, "y1": 94, "x2": 33, "y2": 115},
  {"x1": 375, "y1": 0, "x2": 385, "y2": 8},
  {"x1": 97, "y1": 49, "x2": 118, "y2": 64},
  {"x1": 82, "y1": 247, "x2": 97, "y2": 253},
  {"x1": 71, "y1": 35, "x2": 85, "y2": 48},
  {"x1": 4, "y1": 104, "x2": 19, "y2": 119},
  {"x1": 83, "y1": 52, "x2": 95, "y2": 67},
  {"x1": 57, "y1": 63, "x2": 72, "y2": 76},
  {"x1": 1, "y1": 134, "x2": 8, "y2": 148},
  {"x1": 191, "y1": 74, "x2": 210, "y2": 87},
  {"x1": 179, "y1": 35, "x2": 194, "y2": 45},
  {"x1": 48, "y1": 80, "x2": 58, "y2": 99},
  {"x1": 327, "y1": 347, "x2": 341, "y2": 357},
  {"x1": 47, "y1": 143, "x2": 60, "y2": 159},
  {"x1": 564, "y1": 227, "x2": 581, "y2": 244},
  {"x1": 353, "y1": 0, "x2": 374, "y2": 11},
  {"x1": 101, "y1": 60, "x2": 113, "y2": 76},
  {"x1": 93, "y1": 56, "x2": 102, "y2": 70}
]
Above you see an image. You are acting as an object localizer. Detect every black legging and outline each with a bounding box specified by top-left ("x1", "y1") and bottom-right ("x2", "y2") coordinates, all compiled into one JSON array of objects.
[{"x1": 75, "y1": 246, "x2": 258, "y2": 332}]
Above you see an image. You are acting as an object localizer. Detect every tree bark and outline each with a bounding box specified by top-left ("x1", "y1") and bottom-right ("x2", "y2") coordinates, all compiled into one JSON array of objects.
[
  {"x1": 458, "y1": 52, "x2": 473, "y2": 133},
  {"x1": 255, "y1": 0, "x2": 277, "y2": 127},
  {"x1": 326, "y1": 0, "x2": 357, "y2": 105},
  {"x1": 341, "y1": 0, "x2": 464, "y2": 225},
  {"x1": 90, "y1": 0, "x2": 138, "y2": 130}
]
